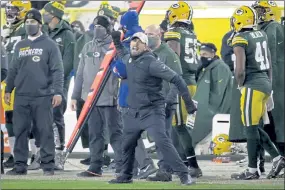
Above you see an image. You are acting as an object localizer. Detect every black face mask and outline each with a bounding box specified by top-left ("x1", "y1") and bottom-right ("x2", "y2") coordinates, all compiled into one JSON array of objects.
[
  {"x1": 25, "y1": 24, "x2": 39, "y2": 36},
  {"x1": 200, "y1": 56, "x2": 213, "y2": 68}
]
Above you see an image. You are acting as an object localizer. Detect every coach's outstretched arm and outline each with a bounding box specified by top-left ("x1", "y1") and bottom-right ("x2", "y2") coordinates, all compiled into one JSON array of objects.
[{"x1": 148, "y1": 57, "x2": 197, "y2": 114}]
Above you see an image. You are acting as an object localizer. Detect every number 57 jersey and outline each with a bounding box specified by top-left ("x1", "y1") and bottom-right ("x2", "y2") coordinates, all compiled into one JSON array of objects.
[
  {"x1": 2, "y1": 22, "x2": 26, "y2": 68},
  {"x1": 164, "y1": 27, "x2": 200, "y2": 85},
  {"x1": 231, "y1": 30, "x2": 272, "y2": 95}
]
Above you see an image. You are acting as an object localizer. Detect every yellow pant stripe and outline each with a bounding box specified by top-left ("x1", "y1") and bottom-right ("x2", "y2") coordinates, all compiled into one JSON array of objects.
[{"x1": 241, "y1": 88, "x2": 269, "y2": 127}]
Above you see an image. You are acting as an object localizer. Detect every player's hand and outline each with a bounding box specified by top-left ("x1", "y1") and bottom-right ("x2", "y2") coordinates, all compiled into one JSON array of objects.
[
  {"x1": 52, "y1": 95, "x2": 62, "y2": 108},
  {"x1": 111, "y1": 31, "x2": 122, "y2": 44},
  {"x1": 266, "y1": 91, "x2": 274, "y2": 111},
  {"x1": 1, "y1": 27, "x2": 11, "y2": 39},
  {"x1": 70, "y1": 99, "x2": 77, "y2": 111},
  {"x1": 186, "y1": 112, "x2": 196, "y2": 130},
  {"x1": 4, "y1": 93, "x2": 11, "y2": 105}
]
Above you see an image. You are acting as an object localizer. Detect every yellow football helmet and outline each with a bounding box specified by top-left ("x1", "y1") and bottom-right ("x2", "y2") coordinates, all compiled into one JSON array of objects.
[
  {"x1": 5, "y1": 1, "x2": 32, "y2": 23},
  {"x1": 252, "y1": 1, "x2": 280, "y2": 23},
  {"x1": 211, "y1": 134, "x2": 233, "y2": 155},
  {"x1": 167, "y1": 1, "x2": 193, "y2": 26},
  {"x1": 230, "y1": 5, "x2": 257, "y2": 32}
]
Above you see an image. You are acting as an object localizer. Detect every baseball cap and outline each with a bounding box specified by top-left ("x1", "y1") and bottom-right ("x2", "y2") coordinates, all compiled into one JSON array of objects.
[
  {"x1": 131, "y1": 32, "x2": 148, "y2": 46},
  {"x1": 200, "y1": 43, "x2": 217, "y2": 53}
]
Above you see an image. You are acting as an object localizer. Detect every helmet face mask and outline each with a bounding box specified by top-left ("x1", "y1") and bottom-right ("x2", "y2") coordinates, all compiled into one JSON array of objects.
[
  {"x1": 252, "y1": 1, "x2": 279, "y2": 22},
  {"x1": 5, "y1": 4, "x2": 20, "y2": 23},
  {"x1": 5, "y1": 1, "x2": 32, "y2": 24}
]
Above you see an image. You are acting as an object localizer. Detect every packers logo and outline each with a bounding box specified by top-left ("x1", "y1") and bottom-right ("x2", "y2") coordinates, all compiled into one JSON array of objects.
[
  {"x1": 27, "y1": 13, "x2": 34, "y2": 19},
  {"x1": 93, "y1": 52, "x2": 100, "y2": 57},
  {"x1": 217, "y1": 137, "x2": 226, "y2": 143},
  {"x1": 235, "y1": 9, "x2": 244, "y2": 15},
  {"x1": 32, "y1": 56, "x2": 40, "y2": 62},
  {"x1": 171, "y1": 3, "x2": 180, "y2": 9},
  {"x1": 268, "y1": 1, "x2": 277, "y2": 6},
  {"x1": 98, "y1": 10, "x2": 105, "y2": 16}
]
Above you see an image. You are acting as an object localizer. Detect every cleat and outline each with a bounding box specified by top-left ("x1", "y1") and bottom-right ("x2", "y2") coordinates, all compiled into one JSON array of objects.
[
  {"x1": 267, "y1": 157, "x2": 285, "y2": 179},
  {"x1": 188, "y1": 167, "x2": 203, "y2": 178},
  {"x1": 231, "y1": 169, "x2": 260, "y2": 180},
  {"x1": 135, "y1": 163, "x2": 157, "y2": 179}
]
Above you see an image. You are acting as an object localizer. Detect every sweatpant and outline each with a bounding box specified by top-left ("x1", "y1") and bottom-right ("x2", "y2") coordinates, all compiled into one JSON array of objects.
[
  {"x1": 88, "y1": 106, "x2": 123, "y2": 173},
  {"x1": 120, "y1": 106, "x2": 188, "y2": 177},
  {"x1": 13, "y1": 96, "x2": 54, "y2": 171},
  {"x1": 53, "y1": 93, "x2": 67, "y2": 151}
]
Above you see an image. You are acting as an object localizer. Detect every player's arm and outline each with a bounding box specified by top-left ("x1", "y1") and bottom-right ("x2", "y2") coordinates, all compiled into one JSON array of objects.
[
  {"x1": 149, "y1": 59, "x2": 196, "y2": 114},
  {"x1": 5, "y1": 44, "x2": 21, "y2": 93},
  {"x1": 164, "y1": 31, "x2": 181, "y2": 56},
  {"x1": 267, "y1": 46, "x2": 272, "y2": 82},
  {"x1": 62, "y1": 31, "x2": 76, "y2": 79},
  {"x1": 232, "y1": 36, "x2": 247, "y2": 87},
  {"x1": 1, "y1": 45, "x2": 8, "y2": 81},
  {"x1": 49, "y1": 42, "x2": 64, "y2": 96}
]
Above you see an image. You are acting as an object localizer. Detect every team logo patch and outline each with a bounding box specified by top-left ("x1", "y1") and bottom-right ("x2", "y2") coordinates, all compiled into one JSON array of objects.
[
  {"x1": 27, "y1": 13, "x2": 34, "y2": 19},
  {"x1": 32, "y1": 56, "x2": 40, "y2": 62},
  {"x1": 128, "y1": 58, "x2": 132, "y2": 63},
  {"x1": 93, "y1": 52, "x2": 100, "y2": 57},
  {"x1": 235, "y1": 9, "x2": 244, "y2": 15}
]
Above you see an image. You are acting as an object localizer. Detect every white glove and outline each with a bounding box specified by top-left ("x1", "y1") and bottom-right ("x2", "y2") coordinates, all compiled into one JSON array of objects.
[
  {"x1": 263, "y1": 106, "x2": 270, "y2": 125},
  {"x1": 186, "y1": 111, "x2": 196, "y2": 129},
  {"x1": 1, "y1": 27, "x2": 11, "y2": 39},
  {"x1": 266, "y1": 91, "x2": 274, "y2": 111}
]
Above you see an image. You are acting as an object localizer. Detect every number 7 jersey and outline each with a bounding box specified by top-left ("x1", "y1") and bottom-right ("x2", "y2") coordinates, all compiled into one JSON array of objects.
[
  {"x1": 164, "y1": 27, "x2": 200, "y2": 85},
  {"x1": 2, "y1": 22, "x2": 27, "y2": 68},
  {"x1": 231, "y1": 30, "x2": 271, "y2": 95}
]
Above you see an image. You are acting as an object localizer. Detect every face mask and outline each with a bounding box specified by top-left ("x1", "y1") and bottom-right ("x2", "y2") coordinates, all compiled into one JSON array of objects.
[
  {"x1": 25, "y1": 24, "x2": 39, "y2": 36},
  {"x1": 200, "y1": 56, "x2": 213, "y2": 67},
  {"x1": 94, "y1": 27, "x2": 107, "y2": 40},
  {"x1": 148, "y1": 36, "x2": 160, "y2": 50},
  {"x1": 43, "y1": 14, "x2": 54, "y2": 24}
]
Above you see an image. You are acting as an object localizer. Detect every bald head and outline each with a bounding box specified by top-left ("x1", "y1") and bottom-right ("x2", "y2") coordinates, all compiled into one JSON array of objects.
[
  {"x1": 145, "y1": 24, "x2": 162, "y2": 50},
  {"x1": 145, "y1": 24, "x2": 161, "y2": 36}
]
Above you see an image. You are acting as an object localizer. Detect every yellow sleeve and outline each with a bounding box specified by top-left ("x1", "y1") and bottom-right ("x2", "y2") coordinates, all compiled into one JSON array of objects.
[{"x1": 164, "y1": 31, "x2": 181, "y2": 42}]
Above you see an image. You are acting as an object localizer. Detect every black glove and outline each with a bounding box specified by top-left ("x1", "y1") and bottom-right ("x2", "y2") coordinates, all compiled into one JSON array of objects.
[{"x1": 111, "y1": 31, "x2": 122, "y2": 45}]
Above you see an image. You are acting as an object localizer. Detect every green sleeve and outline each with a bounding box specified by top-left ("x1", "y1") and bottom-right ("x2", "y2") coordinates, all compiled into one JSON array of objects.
[
  {"x1": 265, "y1": 25, "x2": 277, "y2": 67},
  {"x1": 62, "y1": 30, "x2": 76, "y2": 79}
]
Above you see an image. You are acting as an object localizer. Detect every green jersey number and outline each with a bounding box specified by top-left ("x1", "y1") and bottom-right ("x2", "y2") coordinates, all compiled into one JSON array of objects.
[
  {"x1": 4, "y1": 36, "x2": 22, "y2": 54},
  {"x1": 184, "y1": 37, "x2": 199, "y2": 65},
  {"x1": 255, "y1": 41, "x2": 270, "y2": 71}
]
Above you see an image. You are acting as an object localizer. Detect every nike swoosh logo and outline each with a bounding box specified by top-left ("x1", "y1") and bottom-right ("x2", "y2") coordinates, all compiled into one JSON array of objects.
[
  {"x1": 278, "y1": 41, "x2": 283, "y2": 45},
  {"x1": 174, "y1": 60, "x2": 178, "y2": 62},
  {"x1": 218, "y1": 79, "x2": 223, "y2": 83},
  {"x1": 141, "y1": 165, "x2": 150, "y2": 173},
  {"x1": 205, "y1": 80, "x2": 210, "y2": 83}
]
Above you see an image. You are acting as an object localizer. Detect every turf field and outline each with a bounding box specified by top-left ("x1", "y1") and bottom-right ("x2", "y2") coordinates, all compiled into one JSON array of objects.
[{"x1": 1, "y1": 160, "x2": 284, "y2": 189}]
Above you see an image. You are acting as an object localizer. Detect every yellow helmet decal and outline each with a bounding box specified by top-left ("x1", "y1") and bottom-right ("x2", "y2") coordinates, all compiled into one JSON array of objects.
[{"x1": 167, "y1": 1, "x2": 193, "y2": 26}]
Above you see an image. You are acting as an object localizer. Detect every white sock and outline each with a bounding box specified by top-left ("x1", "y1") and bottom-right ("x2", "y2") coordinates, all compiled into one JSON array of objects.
[
  {"x1": 29, "y1": 139, "x2": 37, "y2": 155},
  {"x1": 248, "y1": 167, "x2": 258, "y2": 173},
  {"x1": 8, "y1": 137, "x2": 15, "y2": 156},
  {"x1": 273, "y1": 155, "x2": 281, "y2": 162}
]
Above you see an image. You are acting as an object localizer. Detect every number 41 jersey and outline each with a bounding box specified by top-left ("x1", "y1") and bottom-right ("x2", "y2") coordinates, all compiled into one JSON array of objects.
[
  {"x1": 3, "y1": 22, "x2": 27, "y2": 68},
  {"x1": 164, "y1": 26, "x2": 200, "y2": 85},
  {"x1": 231, "y1": 30, "x2": 271, "y2": 95}
]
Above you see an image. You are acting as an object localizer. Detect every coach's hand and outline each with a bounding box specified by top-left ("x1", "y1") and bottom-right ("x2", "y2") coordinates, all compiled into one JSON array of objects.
[
  {"x1": 70, "y1": 99, "x2": 77, "y2": 111},
  {"x1": 111, "y1": 30, "x2": 122, "y2": 45},
  {"x1": 52, "y1": 94, "x2": 62, "y2": 108},
  {"x1": 4, "y1": 93, "x2": 11, "y2": 105}
]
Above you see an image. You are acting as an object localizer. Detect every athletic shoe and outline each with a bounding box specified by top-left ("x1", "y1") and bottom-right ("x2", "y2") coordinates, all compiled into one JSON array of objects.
[
  {"x1": 231, "y1": 169, "x2": 260, "y2": 180},
  {"x1": 188, "y1": 167, "x2": 203, "y2": 178},
  {"x1": 135, "y1": 163, "x2": 157, "y2": 179},
  {"x1": 267, "y1": 157, "x2": 285, "y2": 179},
  {"x1": 3, "y1": 155, "x2": 14, "y2": 168}
]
